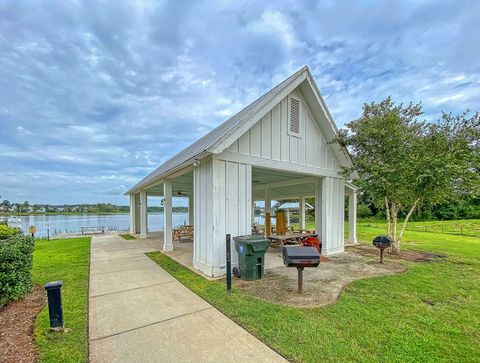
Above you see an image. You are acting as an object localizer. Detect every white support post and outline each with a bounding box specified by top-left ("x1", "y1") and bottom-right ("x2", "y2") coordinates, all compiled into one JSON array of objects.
[
  {"x1": 139, "y1": 190, "x2": 148, "y2": 239},
  {"x1": 188, "y1": 195, "x2": 194, "y2": 226},
  {"x1": 129, "y1": 194, "x2": 136, "y2": 234},
  {"x1": 300, "y1": 196, "x2": 306, "y2": 230},
  {"x1": 314, "y1": 179, "x2": 322, "y2": 241},
  {"x1": 265, "y1": 189, "x2": 271, "y2": 213},
  {"x1": 163, "y1": 180, "x2": 173, "y2": 251},
  {"x1": 286, "y1": 209, "x2": 291, "y2": 227},
  {"x1": 348, "y1": 191, "x2": 358, "y2": 244}
]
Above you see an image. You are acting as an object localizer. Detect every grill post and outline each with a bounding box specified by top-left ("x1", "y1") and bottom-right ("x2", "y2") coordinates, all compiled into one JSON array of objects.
[
  {"x1": 297, "y1": 267, "x2": 304, "y2": 294},
  {"x1": 380, "y1": 249, "x2": 384, "y2": 263}
]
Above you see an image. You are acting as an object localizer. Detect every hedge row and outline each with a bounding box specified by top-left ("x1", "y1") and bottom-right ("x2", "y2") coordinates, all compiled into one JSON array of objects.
[
  {"x1": 0, "y1": 234, "x2": 35, "y2": 305},
  {"x1": 0, "y1": 224, "x2": 18, "y2": 239}
]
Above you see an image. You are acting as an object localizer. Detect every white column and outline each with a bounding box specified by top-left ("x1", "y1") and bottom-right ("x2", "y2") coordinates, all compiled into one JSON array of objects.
[
  {"x1": 320, "y1": 177, "x2": 345, "y2": 255},
  {"x1": 139, "y1": 190, "x2": 148, "y2": 239},
  {"x1": 286, "y1": 209, "x2": 291, "y2": 227},
  {"x1": 188, "y1": 195, "x2": 194, "y2": 225},
  {"x1": 251, "y1": 201, "x2": 256, "y2": 225},
  {"x1": 264, "y1": 188, "x2": 271, "y2": 236},
  {"x1": 299, "y1": 196, "x2": 306, "y2": 230},
  {"x1": 348, "y1": 191, "x2": 358, "y2": 244},
  {"x1": 264, "y1": 189, "x2": 271, "y2": 213},
  {"x1": 129, "y1": 194, "x2": 136, "y2": 234},
  {"x1": 163, "y1": 180, "x2": 173, "y2": 251},
  {"x1": 314, "y1": 179, "x2": 322, "y2": 241}
]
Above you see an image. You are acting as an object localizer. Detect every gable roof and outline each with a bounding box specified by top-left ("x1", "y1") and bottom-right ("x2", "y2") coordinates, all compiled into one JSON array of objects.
[{"x1": 126, "y1": 65, "x2": 353, "y2": 194}]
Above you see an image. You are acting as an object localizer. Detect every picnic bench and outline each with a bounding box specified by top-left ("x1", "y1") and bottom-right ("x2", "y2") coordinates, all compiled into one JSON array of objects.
[
  {"x1": 172, "y1": 225, "x2": 194, "y2": 242},
  {"x1": 268, "y1": 232, "x2": 318, "y2": 245},
  {"x1": 268, "y1": 232, "x2": 321, "y2": 252},
  {"x1": 80, "y1": 226, "x2": 105, "y2": 235}
]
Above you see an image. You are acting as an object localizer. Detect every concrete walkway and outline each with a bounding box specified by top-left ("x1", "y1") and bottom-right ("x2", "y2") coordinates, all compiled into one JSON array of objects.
[{"x1": 89, "y1": 235, "x2": 286, "y2": 363}]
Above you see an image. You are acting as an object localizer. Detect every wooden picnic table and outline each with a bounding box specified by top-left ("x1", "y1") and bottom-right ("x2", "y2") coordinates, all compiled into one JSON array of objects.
[
  {"x1": 268, "y1": 233, "x2": 318, "y2": 245},
  {"x1": 299, "y1": 229, "x2": 316, "y2": 234},
  {"x1": 81, "y1": 226, "x2": 105, "y2": 234},
  {"x1": 172, "y1": 225, "x2": 194, "y2": 242}
]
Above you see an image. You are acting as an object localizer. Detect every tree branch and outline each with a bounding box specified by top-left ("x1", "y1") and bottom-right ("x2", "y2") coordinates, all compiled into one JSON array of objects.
[{"x1": 398, "y1": 198, "x2": 421, "y2": 243}]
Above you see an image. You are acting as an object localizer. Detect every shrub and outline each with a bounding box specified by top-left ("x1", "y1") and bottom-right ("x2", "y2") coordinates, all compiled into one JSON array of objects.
[
  {"x1": 0, "y1": 234, "x2": 35, "y2": 305},
  {"x1": 0, "y1": 224, "x2": 19, "y2": 240},
  {"x1": 357, "y1": 204, "x2": 373, "y2": 218}
]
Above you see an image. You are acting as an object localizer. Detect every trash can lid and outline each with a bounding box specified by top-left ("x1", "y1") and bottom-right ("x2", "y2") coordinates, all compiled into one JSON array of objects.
[
  {"x1": 44, "y1": 280, "x2": 64, "y2": 290},
  {"x1": 233, "y1": 235, "x2": 270, "y2": 243}
]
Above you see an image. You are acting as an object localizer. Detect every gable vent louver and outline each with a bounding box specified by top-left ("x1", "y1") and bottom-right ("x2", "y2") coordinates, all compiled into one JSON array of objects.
[{"x1": 290, "y1": 97, "x2": 300, "y2": 134}]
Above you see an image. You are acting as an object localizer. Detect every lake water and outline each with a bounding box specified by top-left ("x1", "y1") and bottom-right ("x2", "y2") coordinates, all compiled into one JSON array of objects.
[{"x1": 1, "y1": 213, "x2": 271, "y2": 237}]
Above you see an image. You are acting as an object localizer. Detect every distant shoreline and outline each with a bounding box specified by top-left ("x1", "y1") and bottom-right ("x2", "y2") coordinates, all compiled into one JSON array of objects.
[
  {"x1": 0, "y1": 212, "x2": 128, "y2": 216},
  {"x1": 0, "y1": 210, "x2": 188, "y2": 217}
]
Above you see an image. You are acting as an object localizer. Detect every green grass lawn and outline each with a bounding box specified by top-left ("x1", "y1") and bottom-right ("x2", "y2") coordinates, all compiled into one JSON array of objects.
[
  {"x1": 358, "y1": 218, "x2": 480, "y2": 238},
  {"x1": 148, "y1": 224, "x2": 480, "y2": 362},
  {"x1": 119, "y1": 233, "x2": 136, "y2": 240},
  {"x1": 32, "y1": 237, "x2": 90, "y2": 363}
]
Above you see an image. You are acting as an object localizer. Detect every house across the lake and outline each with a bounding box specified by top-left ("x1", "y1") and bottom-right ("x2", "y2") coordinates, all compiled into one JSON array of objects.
[{"x1": 126, "y1": 66, "x2": 358, "y2": 277}]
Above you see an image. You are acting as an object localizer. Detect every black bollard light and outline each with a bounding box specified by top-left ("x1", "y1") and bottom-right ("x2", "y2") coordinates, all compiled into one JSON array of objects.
[
  {"x1": 44, "y1": 281, "x2": 64, "y2": 330},
  {"x1": 226, "y1": 234, "x2": 232, "y2": 292}
]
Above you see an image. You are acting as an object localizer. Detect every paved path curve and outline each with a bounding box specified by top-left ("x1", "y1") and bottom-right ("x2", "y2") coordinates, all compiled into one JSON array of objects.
[{"x1": 89, "y1": 235, "x2": 286, "y2": 363}]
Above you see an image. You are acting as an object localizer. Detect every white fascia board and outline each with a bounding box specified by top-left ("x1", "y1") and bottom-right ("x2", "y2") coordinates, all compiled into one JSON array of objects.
[
  {"x1": 126, "y1": 152, "x2": 210, "y2": 195},
  {"x1": 214, "y1": 151, "x2": 342, "y2": 179},
  {"x1": 304, "y1": 72, "x2": 356, "y2": 171},
  {"x1": 252, "y1": 177, "x2": 316, "y2": 191}
]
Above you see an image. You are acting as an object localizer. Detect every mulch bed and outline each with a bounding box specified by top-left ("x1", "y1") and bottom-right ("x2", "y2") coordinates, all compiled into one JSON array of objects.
[
  {"x1": 347, "y1": 244, "x2": 446, "y2": 262},
  {"x1": 0, "y1": 286, "x2": 46, "y2": 363}
]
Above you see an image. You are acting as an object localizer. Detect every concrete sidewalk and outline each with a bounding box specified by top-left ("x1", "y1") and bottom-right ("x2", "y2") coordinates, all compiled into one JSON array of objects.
[{"x1": 89, "y1": 235, "x2": 286, "y2": 363}]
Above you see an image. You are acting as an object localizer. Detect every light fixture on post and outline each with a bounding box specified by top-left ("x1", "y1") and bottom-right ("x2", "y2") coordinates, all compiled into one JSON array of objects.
[{"x1": 192, "y1": 158, "x2": 200, "y2": 168}]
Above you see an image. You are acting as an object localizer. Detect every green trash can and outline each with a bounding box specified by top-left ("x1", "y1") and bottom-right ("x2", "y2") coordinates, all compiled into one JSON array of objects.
[{"x1": 233, "y1": 235, "x2": 270, "y2": 281}]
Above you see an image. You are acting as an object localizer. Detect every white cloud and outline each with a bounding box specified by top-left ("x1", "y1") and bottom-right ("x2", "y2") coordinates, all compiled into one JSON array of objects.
[{"x1": 1, "y1": 0, "x2": 478, "y2": 204}]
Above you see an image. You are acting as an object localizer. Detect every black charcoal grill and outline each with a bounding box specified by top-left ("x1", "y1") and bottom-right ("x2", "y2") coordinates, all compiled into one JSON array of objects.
[
  {"x1": 372, "y1": 235, "x2": 392, "y2": 263},
  {"x1": 282, "y1": 246, "x2": 320, "y2": 293}
]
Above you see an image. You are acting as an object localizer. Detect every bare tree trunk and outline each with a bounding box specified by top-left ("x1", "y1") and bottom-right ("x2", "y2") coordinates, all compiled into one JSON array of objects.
[
  {"x1": 391, "y1": 204, "x2": 400, "y2": 253},
  {"x1": 385, "y1": 196, "x2": 391, "y2": 236},
  {"x1": 398, "y1": 198, "x2": 420, "y2": 243}
]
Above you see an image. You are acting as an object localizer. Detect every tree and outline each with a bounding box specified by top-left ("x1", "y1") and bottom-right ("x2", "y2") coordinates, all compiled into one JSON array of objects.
[{"x1": 334, "y1": 97, "x2": 479, "y2": 252}]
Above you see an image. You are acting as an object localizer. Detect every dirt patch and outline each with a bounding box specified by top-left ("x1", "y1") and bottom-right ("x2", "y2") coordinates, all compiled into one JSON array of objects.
[
  {"x1": 236, "y1": 251, "x2": 406, "y2": 307},
  {"x1": 0, "y1": 286, "x2": 46, "y2": 363},
  {"x1": 348, "y1": 244, "x2": 446, "y2": 262}
]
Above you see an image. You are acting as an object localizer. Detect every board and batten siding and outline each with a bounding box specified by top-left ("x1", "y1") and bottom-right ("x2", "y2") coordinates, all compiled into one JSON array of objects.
[
  {"x1": 193, "y1": 159, "x2": 214, "y2": 275},
  {"x1": 320, "y1": 177, "x2": 345, "y2": 255},
  {"x1": 193, "y1": 158, "x2": 252, "y2": 277},
  {"x1": 225, "y1": 90, "x2": 339, "y2": 173}
]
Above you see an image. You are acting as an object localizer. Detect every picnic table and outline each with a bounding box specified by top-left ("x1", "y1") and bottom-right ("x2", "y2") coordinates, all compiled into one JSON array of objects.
[
  {"x1": 81, "y1": 226, "x2": 105, "y2": 234},
  {"x1": 268, "y1": 233, "x2": 318, "y2": 245},
  {"x1": 172, "y1": 225, "x2": 194, "y2": 242},
  {"x1": 299, "y1": 229, "x2": 316, "y2": 234},
  {"x1": 268, "y1": 232, "x2": 322, "y2": 253}
]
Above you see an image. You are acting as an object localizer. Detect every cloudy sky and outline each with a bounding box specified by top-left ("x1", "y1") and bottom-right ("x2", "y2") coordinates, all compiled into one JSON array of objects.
[{"x1": 1, "y1": 0, "x2": 478, "y2": 205}]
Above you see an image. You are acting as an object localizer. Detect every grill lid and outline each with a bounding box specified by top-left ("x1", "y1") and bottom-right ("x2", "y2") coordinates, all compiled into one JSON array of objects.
[
  {"x1": 283, "y1": 246, "x2": 320, "y2": 259},
  {"x1": 373, "y1": 235, "x2": 392, "y2": 244}
]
